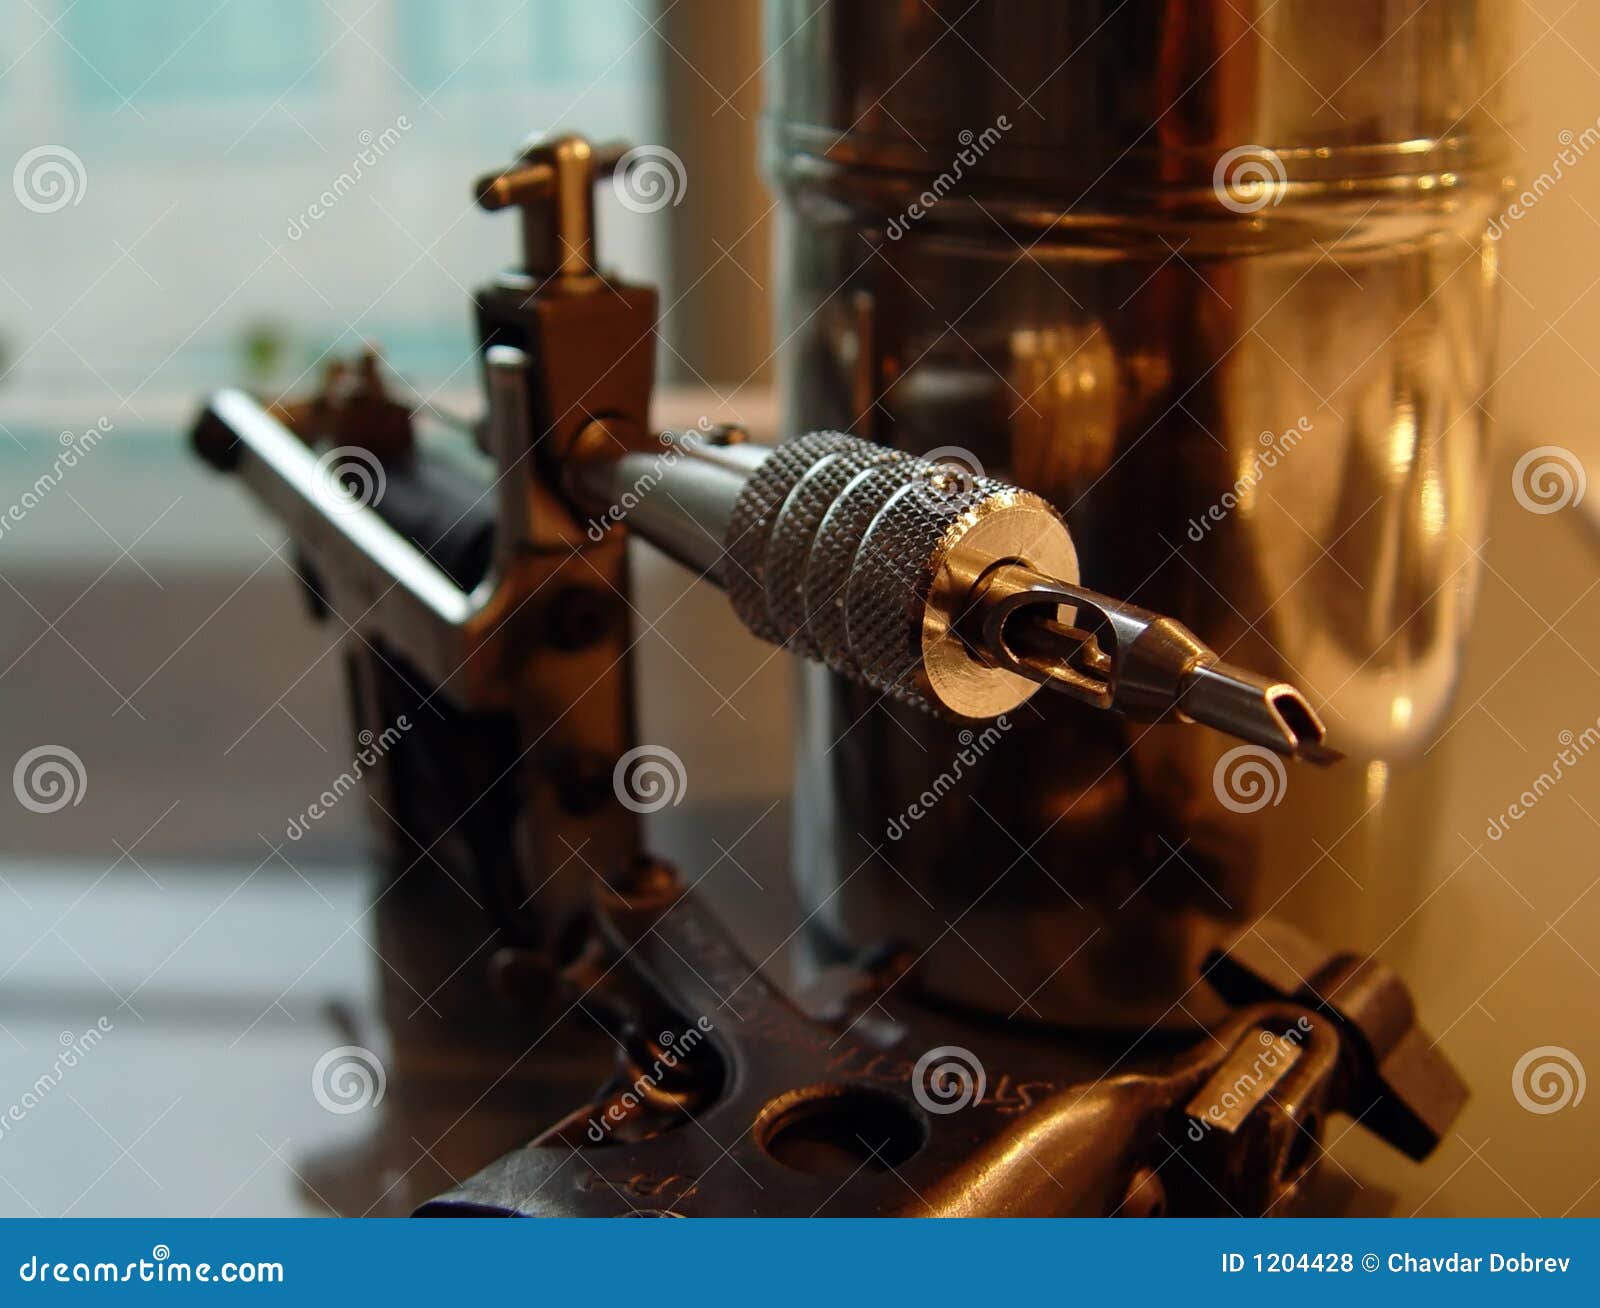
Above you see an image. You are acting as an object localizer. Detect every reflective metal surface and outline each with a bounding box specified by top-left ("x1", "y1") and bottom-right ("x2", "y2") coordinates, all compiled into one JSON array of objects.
[{"x1": 767, "y1": 0, "x2": 1515, "y2": 1028}]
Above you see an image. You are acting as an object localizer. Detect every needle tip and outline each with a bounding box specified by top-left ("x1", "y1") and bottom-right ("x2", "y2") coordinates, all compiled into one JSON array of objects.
[{"x1": 1182, "y1": 663, "x2": 1338, "y2": 766}]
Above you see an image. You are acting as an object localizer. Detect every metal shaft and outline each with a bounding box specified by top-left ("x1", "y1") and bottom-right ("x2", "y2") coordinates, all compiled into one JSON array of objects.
[{"x1": 571, "y1": 430, "x2": 1333, "y2": 762}]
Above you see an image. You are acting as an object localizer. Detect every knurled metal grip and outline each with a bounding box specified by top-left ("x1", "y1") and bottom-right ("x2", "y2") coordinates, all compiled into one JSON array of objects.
[
  {"x1": 845, "y1": 473, "x2": 1015, "y2": 700},
  {"x1": 720, "y1": 432, "x2": 854, "y2": 642},
  {"x1": 767, "y1": 443, "x2": 909, "y2": 654},
  {"x1": 719, "y1": 433, "x2": 1081, "y2": 717},
  {"x1": 804, "y1": 462, "x2": 918, "y2": 677}
]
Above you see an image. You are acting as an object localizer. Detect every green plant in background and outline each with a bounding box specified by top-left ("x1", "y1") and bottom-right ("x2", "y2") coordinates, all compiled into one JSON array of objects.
[{"x1": 237, "y1": 320, "x2": 291, "y2": 390}]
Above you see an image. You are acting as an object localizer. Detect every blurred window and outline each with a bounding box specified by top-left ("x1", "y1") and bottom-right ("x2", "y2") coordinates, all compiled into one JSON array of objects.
[{"x1": 0, "y1": 0, "x2": 660, "y2": 468}]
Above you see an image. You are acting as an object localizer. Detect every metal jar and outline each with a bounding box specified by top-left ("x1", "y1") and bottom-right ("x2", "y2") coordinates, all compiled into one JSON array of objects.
[{"x1": 764, "y1": 0, "x2": 1513, "y2": 1029}]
